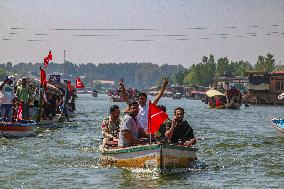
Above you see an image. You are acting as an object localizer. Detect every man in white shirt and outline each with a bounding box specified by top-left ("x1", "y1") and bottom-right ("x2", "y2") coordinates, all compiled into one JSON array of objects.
[
  {"x1": 119, "y1": 78, "x2": 168, "y2": 132},
  {"x1": 0, "y1": 76, "x2": 16, "y2": 121}
]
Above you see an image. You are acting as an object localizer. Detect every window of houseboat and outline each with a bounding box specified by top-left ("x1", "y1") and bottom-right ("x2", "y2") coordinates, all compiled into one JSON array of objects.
[{"x1": 276, "y1": 80, "x2": 284, "y2": 90}]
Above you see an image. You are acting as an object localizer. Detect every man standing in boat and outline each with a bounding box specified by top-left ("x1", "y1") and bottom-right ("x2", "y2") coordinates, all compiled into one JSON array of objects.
[
  {"x1": 165, "y1": 107, "x2": 197, "y2": 146},
  {"x1": 118, "y1": 101, "x2": 148, "y2": 147},
  {"x1": 101, "y1": 105, "x2": 121, "y2": 146},
  {"x1": 16, "y1": 77, "x2": 32, "y2": 120},
  {"x1": 0, "y1": 76, "x2": 16, "y2": 122},
  {"x1": 119, "y1": 78, "x2": 168, "y2": 132}
]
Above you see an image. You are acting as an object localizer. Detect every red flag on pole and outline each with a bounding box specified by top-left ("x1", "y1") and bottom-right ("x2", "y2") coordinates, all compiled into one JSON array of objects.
[
  {"x1": 76, "y1": 77, "x2": 84, "y2": 88},
  {"x1": 40, "y1": 68, "x2": 47, "y2": 88},
  {"x1": 67, "y1": 80, "x2": 72, "y2": 91},
  {"x1": 44, "y1": 57, "x2": 49, "y2": 68},
  {"x1": 17, "y1": 101, "x2": 23, "y2": 120},
  {"x1": 148, "y1": 101, "x2": 168, "y2": 134},
  {"x1": 48, "y1": 50, "x2": 52, "y2": 60}
]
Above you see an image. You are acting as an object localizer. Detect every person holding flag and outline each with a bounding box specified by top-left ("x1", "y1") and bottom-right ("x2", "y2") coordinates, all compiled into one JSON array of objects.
[
  {"x1": 119, "y1": 77, "x2": 168, "y2": 133},
  {"x1": 165, "y1": 107, "x2": 197, "y2": 146},
  {"x1": 154, "y1": 105, "x2": 172, "y2": 140}
]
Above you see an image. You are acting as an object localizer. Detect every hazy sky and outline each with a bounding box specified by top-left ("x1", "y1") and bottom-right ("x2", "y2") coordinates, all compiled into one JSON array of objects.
[{"x1": 1, "y1": 0, "x2": 284, "y2": 67}]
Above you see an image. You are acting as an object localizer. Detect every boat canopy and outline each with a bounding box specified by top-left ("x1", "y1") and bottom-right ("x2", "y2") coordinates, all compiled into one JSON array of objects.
[{"x1": 206, "y1": 89, "x2": 224, "y2": 97}]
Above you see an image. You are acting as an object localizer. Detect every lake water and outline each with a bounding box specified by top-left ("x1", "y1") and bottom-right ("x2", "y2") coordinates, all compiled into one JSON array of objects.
[{"x1": 0, "y1": 94, "x2": 283, "y2": 188}]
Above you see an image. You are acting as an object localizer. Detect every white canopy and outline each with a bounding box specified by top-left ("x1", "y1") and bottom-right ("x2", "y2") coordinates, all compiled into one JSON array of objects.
[{"x1": 205, "y1": 89, "x2": 224, "y2": 97}]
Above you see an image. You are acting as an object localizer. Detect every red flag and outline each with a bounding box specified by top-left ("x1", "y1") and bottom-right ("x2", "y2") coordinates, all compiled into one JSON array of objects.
[
  {"x1": 76, "y1": 77, "x2": 84, "y2": 88},
  {"x1": 44, "y1": 57, "x2": 49, "y2": 67},
  {"x1": 148, "y1": 101, "x2": 168, "y2": 134},
  {"x1": 67, "y1": 80, "x2": 72, "y2": 91},
  {"x1": 48, "y1": 50, "x2": 52, "y2": 60},
  {"x1": 40, "y1": 68, "x2": 47, "y2": 88},
  {"x1": 17, "y1": 101, "x2": 23, "y2": 120}
]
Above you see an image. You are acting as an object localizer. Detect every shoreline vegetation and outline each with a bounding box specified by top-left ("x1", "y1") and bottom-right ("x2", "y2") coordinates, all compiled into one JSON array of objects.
[{"x1": 0, "y1": 53, "x2": 280, "y2": 90}]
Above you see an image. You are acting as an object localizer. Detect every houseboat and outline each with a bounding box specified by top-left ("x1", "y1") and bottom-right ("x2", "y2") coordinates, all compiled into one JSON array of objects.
[{"x1": 244, "y1": 71, "x2": 284, "y2": 105}]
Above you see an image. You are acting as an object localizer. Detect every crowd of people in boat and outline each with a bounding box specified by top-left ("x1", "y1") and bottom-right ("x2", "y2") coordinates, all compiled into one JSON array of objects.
[
  {"x1": 107, "y1": 87, "x2": 140, "y2": 102},
  {"x1": 0, "y1": 76, "x2": 76, "y2": 123},
  {"x1": 205, "y1": 87, "x2": 242, "y2": 109},
  {"x1": 101, "y1": 78, "x2": 197, "y2": 148}
]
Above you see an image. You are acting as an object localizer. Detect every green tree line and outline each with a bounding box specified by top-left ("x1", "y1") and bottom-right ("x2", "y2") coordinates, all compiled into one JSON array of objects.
[
  {"x1": 0, "y1": 62, "x2": 185, "y2": 89},
  {"x1": 0, "y1": 53, "x2": 279, "y2": 88},
  {"x1": 174, "y1": 53, "x2": 277, "y2": 86}
]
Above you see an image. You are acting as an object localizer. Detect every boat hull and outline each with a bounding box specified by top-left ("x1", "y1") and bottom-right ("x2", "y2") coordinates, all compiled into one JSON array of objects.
[
  {"x1": 0, "y1": 121, "x2": 36, "y2": 137},
  {"x1": 100, "y1": 144, "x2": 198, "y2": 169},
  {"x1": 209, "y1": 103, "x2": 241, "y2": 109},
  {"x1": 37, "y1": 115, "x2": 59, "y2": 128},
  {"x1": 271, "y1": 118, "x2": 284, "y2": 136}
]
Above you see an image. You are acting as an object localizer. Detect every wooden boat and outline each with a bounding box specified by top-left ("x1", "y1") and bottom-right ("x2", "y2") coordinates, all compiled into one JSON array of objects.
[
  {"x1": 225, "y1": 88, "x2": 242, "y2": 109},
  {"x1": 36, "y1": 115, "x2": 59, "y2": 128},
  {"x1": 271, "y1": 118, "x2": 284, "y2": 136},
  {"x1": 100, "y1": 143, "x2": 198, "y2": 169},
  {"x1": 0, "y1": 120, "x2": 36, "y2": 137},
  {"x1": 226, "y1": 101, "x2": 241, "y2": 109},
  {"x1": 206, "y1": 88, "x2": 242, "y2": 109},
  {"x1": 215, "y1": 104, "x2": 227, "y2": 109}
]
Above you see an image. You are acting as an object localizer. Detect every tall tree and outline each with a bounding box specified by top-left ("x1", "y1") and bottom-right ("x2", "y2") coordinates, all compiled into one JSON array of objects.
[
  {"x1": 174, "y1": 69, "x2": 189, "y2": 86},
  {"x1": 216, "y1": 57, "x2": 230, "y2": 77},
  {"x1": 230, "y1": 60, "x2": 253, "y2": 76},
  {"x1": 254, "y1": 53, "x2": 276, "y2": 72}
]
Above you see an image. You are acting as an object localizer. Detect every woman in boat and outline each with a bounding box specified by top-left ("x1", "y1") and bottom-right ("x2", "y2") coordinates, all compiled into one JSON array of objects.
[{"x1": 215, "y1": 96, "x2": 221, "y2": 108}]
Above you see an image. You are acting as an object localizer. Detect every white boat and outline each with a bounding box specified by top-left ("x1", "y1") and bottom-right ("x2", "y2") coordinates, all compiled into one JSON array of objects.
[{"x1": 271, "y1": 118, "x2": 284, "y2": 136}]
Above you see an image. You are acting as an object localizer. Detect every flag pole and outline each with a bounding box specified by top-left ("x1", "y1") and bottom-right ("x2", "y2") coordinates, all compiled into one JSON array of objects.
[{"x1": 148, "y1": 100, "x2": 152, "y2": 144}]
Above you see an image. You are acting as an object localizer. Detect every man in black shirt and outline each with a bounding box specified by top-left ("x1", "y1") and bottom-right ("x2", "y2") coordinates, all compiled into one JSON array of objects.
[{"x1": 165, "y1": 107, "x2": 197, "y2": 146}]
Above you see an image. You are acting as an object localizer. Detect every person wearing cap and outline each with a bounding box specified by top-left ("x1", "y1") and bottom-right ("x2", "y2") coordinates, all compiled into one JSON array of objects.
[
  {"x1": 101, "y1": 105, "x2": 121, "y2": 146},
  {"x1": 16, "y1": 77, "x2": 32, "y2": 120},
  {"x1": 0, "y1": 76, "x2": 16, "y2": 121}
]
